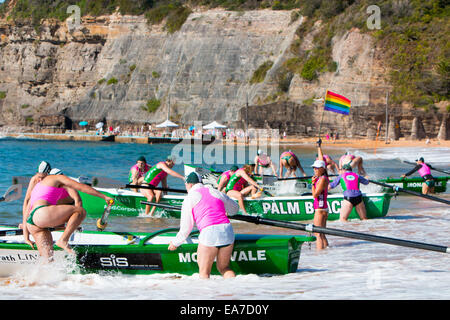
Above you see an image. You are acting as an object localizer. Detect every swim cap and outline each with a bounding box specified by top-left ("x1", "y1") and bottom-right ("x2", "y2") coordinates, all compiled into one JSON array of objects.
[
  {"x1": 50, "y1": 168, "x2": 63, "y2": 175},
  {"x1": 311, "y1": 160, "x2": 326, "y2": 169},
  {"x1": 185, "y1": 172, "x2": 202, "y2": 184},
  {"x1": 38, "y1": 161, "x2": 51, "y2": 174},
  {"x1": 137, "y1": 156, "x2": 146, "y2": 163},
  {"x1": 230, "y1": 165, "x2": 239, "y2": 171},
  {"x1": 342, "y1": 164, "x2": 352, "y2": 171}
]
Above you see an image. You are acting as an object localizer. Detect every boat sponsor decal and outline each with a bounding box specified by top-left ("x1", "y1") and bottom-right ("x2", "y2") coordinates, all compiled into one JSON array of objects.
[
  {"x1": 179, "y1": 250, "x2": 267, "y2": 263},
  {"x1": 260, "y1": 200, "x2": 343, "y2": 215},
  {"x1": 405, "y1": 181, "x2": 444, "y2": 188},
  {"x1": 79, "y1": 252, "x2": 163, "y2": 270},
  {"x1": 0, "y1": 250, "x2": 40, "y2": 264}
]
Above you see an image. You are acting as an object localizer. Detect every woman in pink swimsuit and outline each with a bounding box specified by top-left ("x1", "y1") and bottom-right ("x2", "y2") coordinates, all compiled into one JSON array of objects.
[
  {"x1": 23, "y1": 173, "x2": 113, "y2": 260},
  {"x1": 311, "y1": 143, "x2": 330, "y2": 250}
]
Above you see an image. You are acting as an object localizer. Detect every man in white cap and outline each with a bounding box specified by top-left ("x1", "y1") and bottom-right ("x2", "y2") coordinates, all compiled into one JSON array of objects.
[{"x1": 169, "y1": 172, "x2": 239, "y2": 279}]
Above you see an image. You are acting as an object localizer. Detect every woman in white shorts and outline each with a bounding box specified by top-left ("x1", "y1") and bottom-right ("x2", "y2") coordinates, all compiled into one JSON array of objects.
[{"x1": 168, "y1": 172, "x2": 239, "y2": 279}]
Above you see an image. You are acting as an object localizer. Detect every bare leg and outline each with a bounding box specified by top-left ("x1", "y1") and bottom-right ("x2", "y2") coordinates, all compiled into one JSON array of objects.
[
  {"x1": 196, "y1": 244, "x2": 218, "y2": 279},
  {"x1": 313, "y1": 209, "x2": 329, "y2": 250},
  {"x1": 354, "y1": 201, "x2": 368, "y2": 220},
  {"x1": 216, "y1": 244, "x2": 235, "y2": 278},
  {"x1": 227, "y1": 190, "x2": 246, "y2": 214},
  {"x1": 141, "y1": 188, "x2": 155, "y2": 215},
  {"x1": 149, "y1": 190, "x2": 162, "y2": 216},
  {"x1": 339, "y1": 200, "x2": 354, "y2": 222}
]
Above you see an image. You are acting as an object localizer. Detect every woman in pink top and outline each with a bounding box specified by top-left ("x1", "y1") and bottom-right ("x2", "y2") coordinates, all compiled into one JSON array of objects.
[
  {"x1": 311, "y1": 142, "x2": 330, "y2": 250},
  {"x1": 169, "y1": 172, "x2": 239, "y2": 279},
  {"x1": 23, "y1": 172, "x2": 114, "y2": 260}
]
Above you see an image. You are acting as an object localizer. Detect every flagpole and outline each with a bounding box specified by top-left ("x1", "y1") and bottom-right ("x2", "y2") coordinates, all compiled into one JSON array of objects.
[{"x1": 317, "y1": 90, "x2": 327, "y2": 140}]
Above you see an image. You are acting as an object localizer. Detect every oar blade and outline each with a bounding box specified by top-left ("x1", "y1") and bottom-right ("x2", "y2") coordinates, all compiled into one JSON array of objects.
[{"x1": 1, "y1": 184, "x2": 22, "y2": 203}]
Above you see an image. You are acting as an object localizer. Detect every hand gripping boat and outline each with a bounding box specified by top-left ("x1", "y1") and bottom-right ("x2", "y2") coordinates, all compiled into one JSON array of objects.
[{"x1": 0, "y1": 226, "x2": 315, "y2": 277}]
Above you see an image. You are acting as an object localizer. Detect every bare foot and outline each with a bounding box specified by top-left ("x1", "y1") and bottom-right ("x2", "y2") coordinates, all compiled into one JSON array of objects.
[{"x1": 55, "y1": 239, "x2": 75, "y2": 255}]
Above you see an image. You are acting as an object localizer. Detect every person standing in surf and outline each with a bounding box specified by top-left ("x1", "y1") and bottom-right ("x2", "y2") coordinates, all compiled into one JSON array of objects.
[
  {"x1": 328, "y1": 164, "x2": 369, "y2": 221},
  {"x1": 311, "y1": 141, "x2": 330, "y2": 250},
  {"x1": 401, "y1": 157, "x2": 436, "y2": 194},
  {"x1": 23, "y1": 173, "x2": 113, "y2": 260},
  {"x1": 168, "y1": 172, "x2": 239, "y2": 279},
  {"x1": 141, "y1": 155, "x2": 185, "y2": 216}
]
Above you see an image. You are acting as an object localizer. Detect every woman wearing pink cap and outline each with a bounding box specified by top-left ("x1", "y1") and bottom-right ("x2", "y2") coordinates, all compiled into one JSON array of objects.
[{"x1": 311, "y1": 141, "x2": 330, "y2": 250}]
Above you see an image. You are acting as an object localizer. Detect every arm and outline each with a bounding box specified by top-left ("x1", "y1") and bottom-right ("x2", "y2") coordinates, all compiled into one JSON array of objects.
[
  {"x1": 22, "y1": 176, "x2": 39, "y2": 248},
  {"x1": 160, "y1": 163, "x2": 184, "y2": 180},
  {"x1": 254, "y1": 156, "x2": 259, "y2": 174},
  {"x1": 359, "y1": 175, "x2": 370, "y2": 185},
  {"x1": 169, "y1": 196, "x2": 196, "y2": 249},
  {"x1": 328, "y1": 175, "x2": 342, "y2": 190},
  {"x1": 58, "y1": 175, "x2": 113, "y2": 204},
  {"x1": 66, "y1": 187, "x2": 82, "y2": 206},
  {"x1": 401, "y1": 165, "x2": 421, "y2": 178},
  {"x1": 215, "y1": 190, "x2": 240, "y2": 215},
  {"x1": 240, "y1": 171, "x2": 260, "y2": 190},
  {"x1": 217, "y1": 177, "x2": 228, "y2": 193}
]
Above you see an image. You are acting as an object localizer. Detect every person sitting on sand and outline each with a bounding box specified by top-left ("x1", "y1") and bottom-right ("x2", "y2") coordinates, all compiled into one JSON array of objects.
[
  {"x1": 254, "y1": 149, "x2": 277, "y2": 176},
  {"x1": 141, "y1": 155, "x2": 185, "y2": 216},
  {"x1": 279, "y1": 150, "x2": 307, "y2": 178},
  {"x1": 339, "y1": 152, "x2": 367, "y2": 177},
  {"x1": 401, "y1": 157, "x2": 436, "y2": 195},
  {"x1": 225, "y1": 164, "x2": 263, "y2": 215},
  {"x1": 168, "y1": 172, "x2": 239, "y2": 279},
  {"x1": 23, "y1": 172, "x2": 113, "y2": 260},
  {"x1": 216, "y1": 165, "x2": 238, "y2": 193},
  {"x1": 329, "y1": 164, "x2": 369, "y2": 222}
]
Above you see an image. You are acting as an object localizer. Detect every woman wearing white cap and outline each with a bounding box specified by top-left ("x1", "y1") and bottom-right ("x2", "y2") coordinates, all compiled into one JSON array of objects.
[
  {"x1": 311, "y1": 142, "x2": 329, "y2": 250},
  {"x1": 169, "y1": 172, "x2": 239, "y2": 279}
]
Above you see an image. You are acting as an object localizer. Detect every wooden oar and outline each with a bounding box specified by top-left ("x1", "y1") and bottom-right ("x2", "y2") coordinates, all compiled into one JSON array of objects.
[
  {"x1": 96, "y1": 199, "x2": 115, "y2": 231},
  {"x1": 402, "y1": 160, "x2": 450, "y2": 175},
  {"x1": 143, "y1": 201, "x2": 448, "y2": 254},
  {"x1": 0, "y1": 184, "x2": 22, "y2": 203},
  {"x1": 369, "y1": 179, "x2": 450, "y2": 206}
]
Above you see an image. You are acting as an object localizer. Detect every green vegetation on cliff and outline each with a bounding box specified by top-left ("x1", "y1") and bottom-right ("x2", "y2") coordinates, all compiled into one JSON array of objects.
[{"x1": 288, "y1": 0, "x2": 449, "y2": 109}]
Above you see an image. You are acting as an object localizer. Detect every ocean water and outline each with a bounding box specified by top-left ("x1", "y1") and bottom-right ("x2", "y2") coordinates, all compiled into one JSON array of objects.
[{"x1": 0, "y1": 137, "x2": 449, "y2": 301}]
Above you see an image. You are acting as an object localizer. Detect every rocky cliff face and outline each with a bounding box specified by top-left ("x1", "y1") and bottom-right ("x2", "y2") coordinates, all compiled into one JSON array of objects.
[{"x1": 0, "y1": 9, "x2": 448, "y2": 139}]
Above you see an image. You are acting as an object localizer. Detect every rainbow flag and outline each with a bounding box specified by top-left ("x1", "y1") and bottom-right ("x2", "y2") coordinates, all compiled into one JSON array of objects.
[{"x1": 324, "y1": 90, "x2": 351, "y2": 115}]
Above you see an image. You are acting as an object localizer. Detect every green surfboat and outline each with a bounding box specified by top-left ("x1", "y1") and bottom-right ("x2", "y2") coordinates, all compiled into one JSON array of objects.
[
  {"x1": 79, "y1": 187, "x2": 393, "y2": 221},
  {"x1": 378, "y1": 176, "x2": 448, "y2": 193},
  {"x1": 0, "y1": 226, "x2": 315, "y2": 276}
]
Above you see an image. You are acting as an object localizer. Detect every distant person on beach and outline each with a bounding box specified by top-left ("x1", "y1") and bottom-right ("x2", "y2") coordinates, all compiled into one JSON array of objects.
[
  {"x1": 141, "y1": 156, "x2": 185, "y2": 216},
  {"x1": 279, "y1": 151, "x2": 307, "y2": 178},
  {"x1": 23, "y1": 171, "x2": 113, "y2": 260},
  {"x1": 128, "y1": 156, "x2": 150, "y2": 191},
  {"x1": 328, "y1": 164, "x2": 369, "y2": 222},
  {"x1": 168, "y1": 172, "x2": 239, "y2": 279},
  {"x1": 254, "y1": 149, "x2": 277, "y2": 176},
  {"x1": 339, "y1": 152, "x2": 367, "y2": 177},
  {"x1": 311, "y1": 141, "x2": 329, "y2": 250},
  {"x1": 217, "y1": 165, "x2": 239, "y2": 193},
  {"x1": 401, "y1": 157, "x2": 436, "y2": 194},
  {"x1": 225, "y1": 164, "x2": 262, "y2": 215}
]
